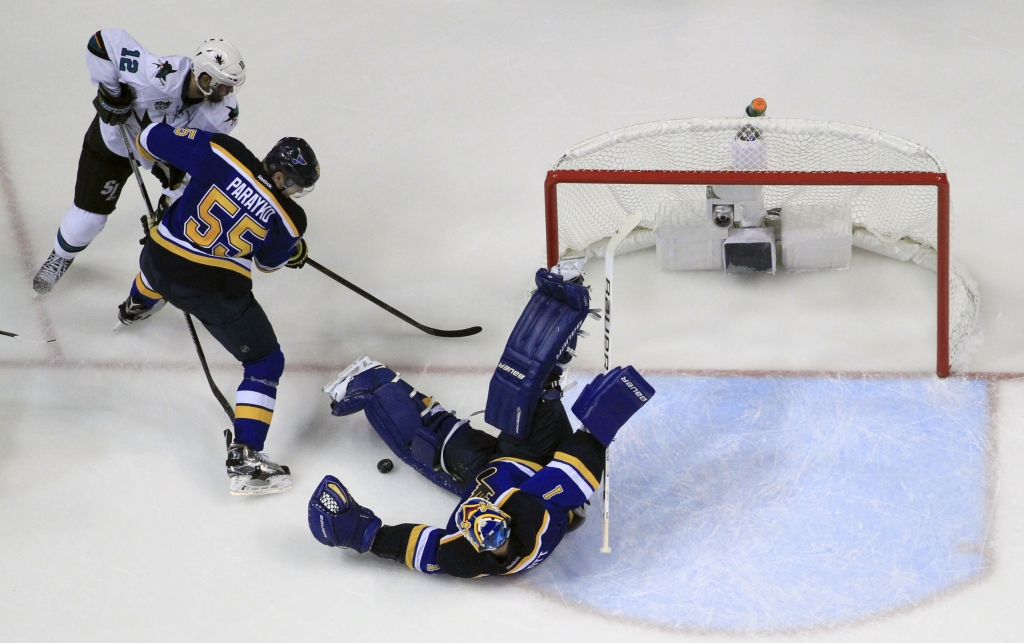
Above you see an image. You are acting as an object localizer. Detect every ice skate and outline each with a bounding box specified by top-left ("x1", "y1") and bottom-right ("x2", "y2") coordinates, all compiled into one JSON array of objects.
[
  {"x1": 226, "y1": 442, "x2": 293, "y2": 496},
  {"x1": 323, "y1": 355, "x2": 385, "y2": 403},
  {"x1": 32, "y1": 251, "x2": 74, "y2": 296},
  {"x1": 117, "y1": 295, "x2": 166, "y2": 326}
]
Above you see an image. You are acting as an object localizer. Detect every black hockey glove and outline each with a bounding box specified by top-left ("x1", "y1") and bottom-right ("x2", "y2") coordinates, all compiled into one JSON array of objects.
[
  {"x1": 286, "y1": 239, "x2": 308, "y2": 269},
  {"x1": 93, "y1": 82, "x2": 134, "y2": 125},
  {"x1": 151, "y1": 162, "x2": 185, "y2": 191}
]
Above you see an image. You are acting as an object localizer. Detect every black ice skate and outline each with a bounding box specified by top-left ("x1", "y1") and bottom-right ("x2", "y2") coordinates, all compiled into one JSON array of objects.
[
  {"x1": 117, "y1": 295, "x2": 166, "y2": 326},
  {"x1": 32, "y1": 251, "x2": 74, "y2": 296},
  {"x1": 226, "y1": 442, "x2": 293, "y2": 496}
]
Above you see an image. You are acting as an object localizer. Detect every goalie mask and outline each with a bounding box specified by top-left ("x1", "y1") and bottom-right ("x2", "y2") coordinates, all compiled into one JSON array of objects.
[
  {"x1": 192, "y1": 38, "x2": 246, "y2": 96},
  {"x1": 456, "y1": 497, "x2": 511, "y2": 553}
]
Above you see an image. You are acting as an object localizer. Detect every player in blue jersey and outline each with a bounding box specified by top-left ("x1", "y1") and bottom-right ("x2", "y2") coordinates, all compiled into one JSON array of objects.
[
  {"x1": 309, "y1": 266, "x2": 656, "y2": 577},
  {"x1": 117, "y1": 121, "x2": 319, "y2": 496}
]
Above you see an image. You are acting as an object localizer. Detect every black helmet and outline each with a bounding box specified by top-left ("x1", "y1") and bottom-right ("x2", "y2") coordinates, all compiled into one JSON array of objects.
[{"x1": 263, "y1": 137, "x2": 320, "y2": 191}]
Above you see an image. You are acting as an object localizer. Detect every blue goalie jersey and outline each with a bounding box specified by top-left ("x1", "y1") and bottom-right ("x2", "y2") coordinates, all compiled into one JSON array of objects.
[
  {"x1": 372, "y1": 428, "x2": 605, "y2": 578},
  {"x1": 137, "y1": 123, "x2": 306, "y2": 293}
]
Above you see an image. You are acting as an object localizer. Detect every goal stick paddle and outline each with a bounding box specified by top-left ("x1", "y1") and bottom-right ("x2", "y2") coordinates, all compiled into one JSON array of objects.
[
  {"x1": 117, "y1": 124, "x2": 235, "y2": 436},
  {"x1": 305, "y1": 258, "x2": 482, "y2": 338},
  {"x1": 600, "y1": 211, "x2": 643, "y2": 554}
]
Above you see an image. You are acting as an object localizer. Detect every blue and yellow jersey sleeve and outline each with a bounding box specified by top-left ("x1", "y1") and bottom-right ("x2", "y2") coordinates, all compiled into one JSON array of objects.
[{"x1": 518, "y1": 430, "x2": 605, "y2": 512}]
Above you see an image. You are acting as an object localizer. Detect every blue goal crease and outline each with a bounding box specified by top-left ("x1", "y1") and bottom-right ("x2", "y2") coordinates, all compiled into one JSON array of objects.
[{"x1": 525, "y1": 375, "x2": 991, "y2": 632}]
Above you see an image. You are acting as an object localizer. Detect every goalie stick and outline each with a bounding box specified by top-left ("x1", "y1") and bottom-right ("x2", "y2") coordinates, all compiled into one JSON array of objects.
[
  {"x1": 306, "y1": 258, "x2": 482, "y2": 338},
  {"x1": 600, "y1": 210, "x2": 642, "y2": 554},
  {"x1": 117, "y1": 124, "x2": 235, "y2": 440}
]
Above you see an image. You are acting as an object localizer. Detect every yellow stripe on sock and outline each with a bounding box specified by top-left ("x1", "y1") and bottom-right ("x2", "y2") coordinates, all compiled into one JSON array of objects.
[
  {"x1": 235, "y1": 404, "x2": 273, "y2": 424},
  {"x1": 134, "y1": 272, "x2": 163, "y2": 300}
]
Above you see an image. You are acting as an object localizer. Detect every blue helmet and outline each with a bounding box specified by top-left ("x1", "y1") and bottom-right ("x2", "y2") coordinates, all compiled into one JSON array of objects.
[
  {"x1": 263, "y1": 137, "x2": 320, "y2": 193},
  {"x1": 456, "y1": 497, "x2": 511, "y2": 552}
]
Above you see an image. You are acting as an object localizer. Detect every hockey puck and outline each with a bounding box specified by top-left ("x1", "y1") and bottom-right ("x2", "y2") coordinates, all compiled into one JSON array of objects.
[{"x1": 377, "y1": 458, "x2": 394, "y2": 474}]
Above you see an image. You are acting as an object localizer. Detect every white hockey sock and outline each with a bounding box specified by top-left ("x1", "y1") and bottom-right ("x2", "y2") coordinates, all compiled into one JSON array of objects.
[{"x1": 54, "y1": 206, "x2": 108, "y2": 259}]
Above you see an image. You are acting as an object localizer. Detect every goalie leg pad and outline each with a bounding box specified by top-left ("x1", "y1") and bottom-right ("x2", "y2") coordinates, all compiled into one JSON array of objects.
[
  {"x1": 485, "y1": 269, "x2": 591, "y2": 440},
  {"x1": 329, "y1": 365, "x2": 398, "y2": 417},
  {"x1": 571, "y1": 365, "x2": 656, "y2": 447},
  {"x1": 307, "y1": 475, "x2": 381, "y2": 552},
  {"x1": 333, "y1": 367, "x2": 470, "y2": 495}
]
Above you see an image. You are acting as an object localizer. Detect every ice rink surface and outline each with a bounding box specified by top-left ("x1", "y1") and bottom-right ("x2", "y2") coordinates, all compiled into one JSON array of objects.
[{"x1": 2, "y1": 1, "x2": 1024, "y2": 641}]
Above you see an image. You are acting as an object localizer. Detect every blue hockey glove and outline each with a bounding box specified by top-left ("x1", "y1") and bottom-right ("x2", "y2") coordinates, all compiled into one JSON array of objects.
[
  {"x1": 571, "y1": 365, "x2": 655, "y2": 447},
  {"x1": 307, "y1": 475, "x2": 382, "y2": 553}
]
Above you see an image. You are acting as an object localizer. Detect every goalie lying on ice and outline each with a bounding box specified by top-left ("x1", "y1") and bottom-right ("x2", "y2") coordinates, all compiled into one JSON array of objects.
[{"x1": 308, "y1": 267, "x2": 655, "y2": 577}]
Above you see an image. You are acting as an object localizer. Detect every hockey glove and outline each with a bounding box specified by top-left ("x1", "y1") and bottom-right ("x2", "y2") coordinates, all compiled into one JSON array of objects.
[
  {"x1": 308, "y1": 475, "x2": 382, "y2": 553},
  {"x1": 93, "y1": 82, "x2": 134, "y2": 125},
  {"x1": 571, "y1": 365, "x2": 655, "y2": 447},
  {"x1": 151, "y1": 162, "x2": 185, "y2": 191},
  {"x1": 286, "y1": 239, "x2": 308, "y2": 269}
]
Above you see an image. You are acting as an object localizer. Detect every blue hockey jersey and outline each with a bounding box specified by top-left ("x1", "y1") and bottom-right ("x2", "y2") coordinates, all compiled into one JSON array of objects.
[
  {"x1": 137, "y1": 123, "x2": 306, "y2": 290},
  {"x1": 377, "y1": 430, "x2": 604, "y2": 578}
]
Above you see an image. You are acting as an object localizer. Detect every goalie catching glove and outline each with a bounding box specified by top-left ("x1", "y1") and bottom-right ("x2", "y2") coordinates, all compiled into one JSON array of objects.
[
  {"x1": 571, "y1": 365, "x2": 655, "y2": 447},
  {"x1": 307, "y1": 475, "x2": 381, "y2": 553},
  {"x1": 93, "y1": 82, "x2": 134, "y2": 125}
]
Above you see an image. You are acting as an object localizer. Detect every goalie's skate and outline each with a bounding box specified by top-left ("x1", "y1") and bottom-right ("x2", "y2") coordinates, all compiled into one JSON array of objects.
[
  {"x1": 323, "y1": 356, "x2": 384, "y2": 403},
  {"x1": 226, "y1": 442, "x2": 293, "y2": 496},
  {"x1": 33, "y1": 251, "x2": 74, "y2": 296}
]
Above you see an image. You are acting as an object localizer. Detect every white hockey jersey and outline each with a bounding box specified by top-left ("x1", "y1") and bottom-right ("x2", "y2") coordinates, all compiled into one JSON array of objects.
[{"x1": 86, "y1": 29, "x2": 239, "y2": 164}]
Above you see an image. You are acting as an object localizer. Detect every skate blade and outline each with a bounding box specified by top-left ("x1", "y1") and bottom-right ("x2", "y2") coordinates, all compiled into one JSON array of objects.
[
  {"x1": 322, "y1": 356, "x2": 383, "y2": 398},
  {"x1": 229, "y1": 474, "x2": 293, "y2": 496}
]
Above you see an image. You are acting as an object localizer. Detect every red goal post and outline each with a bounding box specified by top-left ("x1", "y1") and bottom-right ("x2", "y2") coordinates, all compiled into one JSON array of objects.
[{"x1": 544, "y1": 169, "x2": 952, "y2": 377}]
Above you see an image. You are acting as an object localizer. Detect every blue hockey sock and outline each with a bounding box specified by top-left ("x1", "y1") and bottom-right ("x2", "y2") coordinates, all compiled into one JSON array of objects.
[
  {"x1": 130, "y1": 272, "x2": 163, "y2": 308},
  {"x1": 233, "y1": 346, "x2": 285, "y2": 451}
]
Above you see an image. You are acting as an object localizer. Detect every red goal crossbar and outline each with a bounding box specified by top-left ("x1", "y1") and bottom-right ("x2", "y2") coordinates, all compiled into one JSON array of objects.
[{"x1": 544, "y1": 169, "x2": 951, "y2": 377}]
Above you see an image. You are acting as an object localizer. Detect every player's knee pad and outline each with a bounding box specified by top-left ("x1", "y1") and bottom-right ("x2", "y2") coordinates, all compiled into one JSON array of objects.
[
  {"x1": 485, "y1": 268, "x2": 591, "y2": 440},
  {"x1": 243, "y1": 345, "x2": 285, "y2": 386},
  {"x1": 571, "y1": 365, "x2": 656, "y2": 447}
]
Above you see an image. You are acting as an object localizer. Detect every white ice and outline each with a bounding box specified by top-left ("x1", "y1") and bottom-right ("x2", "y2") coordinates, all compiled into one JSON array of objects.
[{"x1": 2, "y1": 2, "x2": 1024, "y2": 641}]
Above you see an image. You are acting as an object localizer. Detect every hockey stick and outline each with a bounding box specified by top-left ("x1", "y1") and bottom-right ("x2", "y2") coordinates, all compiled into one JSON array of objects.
[
  {"x1": 115, "y1": 124, "x2": 158, "y2": 234},
  {"x1": 306, "y1": 258, "x2": 482, "y2": 338},
  {"x1": 600, "y1": 211, "x2": 642, "y2": 554},
  {"x1": 117, "y1": 124, "x2": 235, "y2": 436},
  {"x1": 184, "y1": 313, "x2": 236, "y2": 425},
  {"x1": 0, "y1": 330, "x2": 55, "y2": 343}
]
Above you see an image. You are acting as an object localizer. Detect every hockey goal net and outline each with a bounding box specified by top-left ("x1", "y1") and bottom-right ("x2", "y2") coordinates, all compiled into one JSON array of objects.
[{"x1": 545, "y1": 118, "x2": 979, "y2": 377}]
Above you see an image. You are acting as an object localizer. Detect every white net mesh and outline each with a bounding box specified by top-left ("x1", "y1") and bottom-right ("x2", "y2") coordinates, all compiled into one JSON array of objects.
[{"x1": 550, "y1": 117, "x2": 979, "y2": 361}]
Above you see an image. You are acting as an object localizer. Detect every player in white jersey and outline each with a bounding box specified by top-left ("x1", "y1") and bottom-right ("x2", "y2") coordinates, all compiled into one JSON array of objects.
[{"x1": 33, "y1": 29, "x2": 246, "y2": 295}]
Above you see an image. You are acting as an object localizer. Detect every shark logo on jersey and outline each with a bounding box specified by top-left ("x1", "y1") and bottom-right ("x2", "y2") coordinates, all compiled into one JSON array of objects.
[
  {"x1": 225, "y1": 105, "x2": 239, "y2": 124},
  {"x1": 153, "y1": 61, "x2": 176, "y2": 85}
]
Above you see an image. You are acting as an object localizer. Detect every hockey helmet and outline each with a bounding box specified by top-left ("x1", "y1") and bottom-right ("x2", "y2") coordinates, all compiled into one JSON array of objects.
[
  {"x1": 263, "y1": 137, "x2": 320, "y2": 197},
  {"x1": 192, "y1": 38, "x2": 246, "y2": 94},
  {"x1": 456, "y1": 497, "x2": 511, "y2": 553}
]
